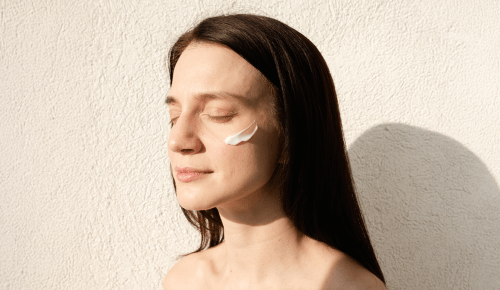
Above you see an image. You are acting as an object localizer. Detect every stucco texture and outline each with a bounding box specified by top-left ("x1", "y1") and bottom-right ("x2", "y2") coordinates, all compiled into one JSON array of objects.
[{"x1": 1, "y1": 0, "x2": 499, "y2": 289}]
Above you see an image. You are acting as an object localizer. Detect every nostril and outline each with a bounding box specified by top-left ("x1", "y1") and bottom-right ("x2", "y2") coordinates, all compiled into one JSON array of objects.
[{"x1": 181, "y1": 148, "x2": 194, "y2": 154}]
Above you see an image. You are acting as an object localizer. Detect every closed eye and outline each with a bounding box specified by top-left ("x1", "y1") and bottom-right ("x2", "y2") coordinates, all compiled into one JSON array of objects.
[
  {"x1": 169, "y1": 113, "x2": 237, "y2": 127},
  {"x1": 207, "y1": 114, "x2": 236, "y2": 123}
]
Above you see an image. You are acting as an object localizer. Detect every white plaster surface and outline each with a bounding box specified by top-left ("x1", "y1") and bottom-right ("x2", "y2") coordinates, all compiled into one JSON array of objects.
[{"x1": 0, "y1": 0, "x2": 498, "y2": 289}]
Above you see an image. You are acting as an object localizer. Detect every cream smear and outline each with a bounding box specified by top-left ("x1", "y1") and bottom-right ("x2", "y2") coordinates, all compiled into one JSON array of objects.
[{"x1": 224, "y1": 120, "x2": 258, "y2": 145}]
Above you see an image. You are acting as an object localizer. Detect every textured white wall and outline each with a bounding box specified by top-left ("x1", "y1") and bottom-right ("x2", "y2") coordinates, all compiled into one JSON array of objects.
[{"x1": 1, "y1": 1, "x2": 498, "y2": 289}]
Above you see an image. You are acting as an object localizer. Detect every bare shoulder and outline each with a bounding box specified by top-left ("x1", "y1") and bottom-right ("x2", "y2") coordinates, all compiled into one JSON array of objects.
[
  {"x1": 163, "y1": 246, "x2": 222, "y2": 290},
  {"x1": 163, "y1": 251, "x2": 211, "y2": 290},
  {"x1": 163, "y1": 253, "x2": 204, "y2": 290},
  {"x1": 324, "y1": 251, "x2": 387, "y2": 290}
]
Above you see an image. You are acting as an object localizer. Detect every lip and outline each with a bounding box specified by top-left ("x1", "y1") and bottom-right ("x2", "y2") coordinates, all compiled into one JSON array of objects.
[{"x1": 175, "y1": 166, "x2": 213, "y2": 183}]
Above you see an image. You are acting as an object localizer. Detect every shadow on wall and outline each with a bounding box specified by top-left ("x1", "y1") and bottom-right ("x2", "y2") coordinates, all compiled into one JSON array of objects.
[{"x1": 348, "y1": 123, "x2": 500, "y2": 290}]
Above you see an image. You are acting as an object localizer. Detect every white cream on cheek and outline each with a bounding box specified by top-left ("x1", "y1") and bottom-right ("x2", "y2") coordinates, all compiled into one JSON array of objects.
[{"x1": 224, "y1": 120, "x2": 258, "y2": 145}]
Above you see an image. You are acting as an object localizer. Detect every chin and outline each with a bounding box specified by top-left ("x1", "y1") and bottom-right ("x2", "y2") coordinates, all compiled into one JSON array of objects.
[
  {"x1": 178, "y1": 201, "x2": 210, "y2": 211},
  {"x1": 176, "y1": 188, "x2": 218, "y2": 211}
]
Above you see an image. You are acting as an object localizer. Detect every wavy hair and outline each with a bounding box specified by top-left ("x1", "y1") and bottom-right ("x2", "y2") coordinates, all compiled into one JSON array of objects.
[{"x1": 168, "y1": 14, "x2": 385, "y2": 283}]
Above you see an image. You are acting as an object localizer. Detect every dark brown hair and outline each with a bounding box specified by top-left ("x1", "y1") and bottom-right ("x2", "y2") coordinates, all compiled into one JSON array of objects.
[{"x1": 168, "y1": 14, "x2": 385, "y2": 283}]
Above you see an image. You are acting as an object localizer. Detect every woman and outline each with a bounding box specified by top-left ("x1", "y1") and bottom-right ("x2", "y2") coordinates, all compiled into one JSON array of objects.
[{"x1": 164, "y1": 14, "x2": 386, "y2": 289}]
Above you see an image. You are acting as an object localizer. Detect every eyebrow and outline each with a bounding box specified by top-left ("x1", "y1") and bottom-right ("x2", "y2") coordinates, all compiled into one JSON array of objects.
[{"x1": 165, "y1": 91, "x2": 246, "y2": 105}]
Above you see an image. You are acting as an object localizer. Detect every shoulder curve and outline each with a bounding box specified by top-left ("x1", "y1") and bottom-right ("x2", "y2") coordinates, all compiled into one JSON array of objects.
[
  {"x1": 353, "y1": 273, "x2": 387, "y2": 290},
  {"x1": 348, "y1": 260, "x2": 387, "y2": 290},
  {"x1": 327, "y1": 268, "x2": 387, "y2": 290},
  {"x1": 163, "y1": 252, "x2": 208, "y2": 290},
  {"x1": 322, "y1": 251, "x2": 387, "y2": 290}
]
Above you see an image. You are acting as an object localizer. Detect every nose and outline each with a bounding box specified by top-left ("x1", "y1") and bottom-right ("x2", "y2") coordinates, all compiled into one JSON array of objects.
[{"x1": 168, "y1": 115, "x2": 203, "y2": 155}]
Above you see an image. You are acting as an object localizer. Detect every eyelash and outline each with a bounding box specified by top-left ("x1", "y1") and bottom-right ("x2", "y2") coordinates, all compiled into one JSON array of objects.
[
  {"x1": 207, "y1": 114, "x2": 236, "y2": 123},
  {"x1": 169, "y1": 114, "x2": 236, "y2": 127}
]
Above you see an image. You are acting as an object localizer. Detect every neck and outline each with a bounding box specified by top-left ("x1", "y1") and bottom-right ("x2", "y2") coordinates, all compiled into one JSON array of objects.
[{"x1": 216, "y1": 187, "x2": 310, "y2": 282}]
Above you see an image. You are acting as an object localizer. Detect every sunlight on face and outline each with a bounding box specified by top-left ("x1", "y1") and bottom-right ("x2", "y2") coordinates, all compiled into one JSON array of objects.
[{"x1": 167, "y1": 42, "x2": 281, "y2": 212}]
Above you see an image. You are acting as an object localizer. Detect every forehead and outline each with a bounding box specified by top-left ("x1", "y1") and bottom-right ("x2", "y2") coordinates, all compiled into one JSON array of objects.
[{"x1": 170, "y1": 42, "x2": 269, "y2": 104}]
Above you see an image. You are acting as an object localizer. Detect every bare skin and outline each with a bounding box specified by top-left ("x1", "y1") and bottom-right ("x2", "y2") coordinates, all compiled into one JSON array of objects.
[
  {"x1": 164, "y1": 42, "x2": 386, "y2": 290},
  {"x1": 164, "y1": 216, "x2": 386, "y2": 290}
]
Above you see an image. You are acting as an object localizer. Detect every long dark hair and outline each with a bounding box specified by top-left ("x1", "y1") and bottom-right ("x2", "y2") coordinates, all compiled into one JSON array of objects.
[{"x1": 168, "y1": 14, "x2": 385, "y2": 283}]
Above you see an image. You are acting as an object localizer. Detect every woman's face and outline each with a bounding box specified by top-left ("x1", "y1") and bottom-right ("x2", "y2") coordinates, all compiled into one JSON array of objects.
[{"x1": 167, "y1": 42, "x2": 282, "y2": 211}]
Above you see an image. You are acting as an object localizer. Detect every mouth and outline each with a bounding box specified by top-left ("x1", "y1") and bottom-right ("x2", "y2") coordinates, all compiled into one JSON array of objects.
[{"x1": 175, "y1": 166, "x2": 213, "y2": 183}]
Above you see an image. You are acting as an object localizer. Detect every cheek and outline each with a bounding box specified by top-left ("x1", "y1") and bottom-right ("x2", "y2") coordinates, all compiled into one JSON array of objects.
[
  {"x1": 211, "y1": 144, "x2": 260, "y2": 178},
  {"x1": 210, "y1": 143, "x2": 230, "y2": 161},
  {"x1": 220, "y1": 146, "x2": 229, "y2": 157},
  {"x1": 208, "y1": 124, "x2": 280, "y2": 177},
  {"x1": 217, "y1": 146, "x2": 253, "y2": 166}
]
